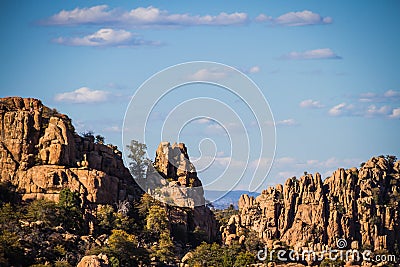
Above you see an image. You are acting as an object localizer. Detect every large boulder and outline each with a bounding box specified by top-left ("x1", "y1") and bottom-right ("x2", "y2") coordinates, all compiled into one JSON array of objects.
[{"x1": 77, "y1": 254, "x2": 109, "y2": 267}]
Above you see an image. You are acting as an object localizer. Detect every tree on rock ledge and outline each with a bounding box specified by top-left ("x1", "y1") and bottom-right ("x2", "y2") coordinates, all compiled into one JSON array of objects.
[{"x1": 127, "y1": 140, "x2": 151, "y2": 180}]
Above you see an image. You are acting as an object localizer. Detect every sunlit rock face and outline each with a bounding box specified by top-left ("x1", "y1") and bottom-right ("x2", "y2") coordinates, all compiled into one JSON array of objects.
[{"x1": 222, "y1": 156, "x2": 400, "y2": 254}]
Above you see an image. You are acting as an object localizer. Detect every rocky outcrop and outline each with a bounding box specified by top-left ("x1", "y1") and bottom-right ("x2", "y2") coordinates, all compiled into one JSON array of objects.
[
  {"x1": 148, "y1": 141, "x2": 218, "y2": 242},
  {"x1": 77, "y1": 254, "x2": 109, "y2": 267},
  {"x1": 0, "y1": 97, "x2": 140, "y2": 205},
  {"x1": 222, "y1": 156, "x2": 400, "y2": 255}
]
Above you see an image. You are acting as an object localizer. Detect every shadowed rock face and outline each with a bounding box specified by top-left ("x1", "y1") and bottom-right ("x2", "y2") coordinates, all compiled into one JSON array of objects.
[
  {"x1": 0, "y1": 97, "x2": 141, "y2": 205},
  {"x1": 222, "y1": 156, "x2": 400, "y2": 253}
]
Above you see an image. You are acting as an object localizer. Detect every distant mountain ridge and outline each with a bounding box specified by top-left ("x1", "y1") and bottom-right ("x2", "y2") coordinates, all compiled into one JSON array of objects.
[{"x1": 205, "y1": 190, "x2": 259, "y2": 209}]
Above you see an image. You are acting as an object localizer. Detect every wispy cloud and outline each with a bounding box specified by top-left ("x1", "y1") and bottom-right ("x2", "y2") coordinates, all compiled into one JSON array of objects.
[
  {"x1": 43, "y1": 5, "x2": 248, "y2": 27},
  {"x1": 245, "y1": 66, "x2": 261, "y2": 74},
  {"x1": 359, "y1": 90, "x2": 400, "y2": 103},
  {"x1": 328, "y1": 103, "x2": 354, "y2": 116},
  {"x1": 282, "y1": 48, "x2": 341, "y2": 60},
  {"x1": 104, "y1": 125, "x2": 122, "y2": 132},
  {"x1": 54, "y1": 28, "x2": 159, "y2": 47},
  {"x1": 55, "y1": 87, "x2": 109, "y2": 103},
  {"x1": 299, "y1": 99, "x2": 324, "y2": 109},
  {"x1": 384, "y1": 89, "x2": 400, "y2": 98},
  {"x1": 195, "y1": 118, "x2": 213, "y2": 124},
  {"x1": 365, "y1": 105, "x2": 391, "y2": 117},
  {"x1": 238, "y1": 66, "x2": 261, "y2": 74},
  {"x1": 256, "y1": 10, "x2": 332, "y2": 27},
  {"x1": 328, "y1": 101, "x2": 400, "y2": 119},
  {"x1": 275, "y1": 118, "x2": 298, "y2": 126},
  {"x1": 189, "y1": 68, "x2": 231, "y2": 81}
]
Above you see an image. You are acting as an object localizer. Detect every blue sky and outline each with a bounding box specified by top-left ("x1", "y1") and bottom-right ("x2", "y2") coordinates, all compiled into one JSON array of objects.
[{"x1": 1, "y1": 1, "x2": 399, "y2": 192}]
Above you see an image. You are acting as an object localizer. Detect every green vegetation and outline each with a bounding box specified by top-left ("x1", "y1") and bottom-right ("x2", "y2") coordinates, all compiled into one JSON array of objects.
[
  {"x1": 0, "y1": 178, "x2": 267, "y2": 266},
  {"x1": 214, "y1": 204, "x2": 238, "y2": 226},
  {"x1": 126, "y1": 140, "x2": 151, "y2": 179},
  {"x1": 187, "y1": 242, "x2": 256, "y2": 267}
]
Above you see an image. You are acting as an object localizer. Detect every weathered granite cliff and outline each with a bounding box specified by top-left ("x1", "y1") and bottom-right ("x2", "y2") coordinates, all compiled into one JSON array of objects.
[
  {"x1": 222, "y1": 156, "x2": 400, "y2": 254},
  {"x1": 149, "y1": 142, "x2": 218, "y2": 242},
  {"x1": 0, "y1": 97, "x2": 140, "y2": 205},
  {"x1": 0, "y1": 96, "x2": 217, "y2": 242}
]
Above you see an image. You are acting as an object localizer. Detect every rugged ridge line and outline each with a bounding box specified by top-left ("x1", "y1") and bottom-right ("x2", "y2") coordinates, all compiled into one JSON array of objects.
[{"x1": 222, "y1": 156, "x2": 400, "y2": 254}]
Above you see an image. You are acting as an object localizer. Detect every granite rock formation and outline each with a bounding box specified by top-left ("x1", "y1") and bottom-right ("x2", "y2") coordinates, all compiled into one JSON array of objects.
[
  {"x1": 0, "y1": 97, "x2": 140, "y2": 205},
  {"x1": 222, "y1": 156, "x2": 400, "y2": 255},
  {"x1": 147, "y1": 141, "x2": 218, "y2": 241}
]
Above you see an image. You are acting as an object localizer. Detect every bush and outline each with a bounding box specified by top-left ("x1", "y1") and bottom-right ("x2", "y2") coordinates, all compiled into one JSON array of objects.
[
  {"x1": 234, "y1": 251, "x2": 255, "y2": 267},
  {"x1": 0, "y1": 230, "x2": 26, "y2": 266}
]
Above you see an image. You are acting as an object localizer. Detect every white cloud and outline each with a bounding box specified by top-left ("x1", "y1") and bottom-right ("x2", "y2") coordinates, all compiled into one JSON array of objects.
[
  {"x1": 328, "y1": 103, "x2": 352, "y2": 116},
  {"x1": 299, "y1": 99, "x2": 324, "y2": 109},
  {"x1": 254, "y1": 14, "x2": 271, "y2": 22},
  {"x1": 384, "y1": 89, "x2": 400, "y2": 98},
  {"x1": 45, "y1": 5, "x2": 114, "y2": 25},
  {"x1": 54, "y1": 28, "x2": 158, "y2": 47},
  {"x1": 189, "y1": 68, "x2": 230, "y2": 81},
  {"x1": 256, "y1": 10, "x2": 332, "y2": 27},
  {"x1": 248, "y1": 66, "x2": 260, "y2": 73},
  {"x1": 195, "y1": 118, "x2": 213, "y2": 124},
  {"x1": 44, "y1": 5, "x2": 248, "y2": 27},
  {"x1": 55, "y1": 87, "x2": 109, "y2": 103},
  {"x1": 365, "y1": 105, "x2": 391, "y2": 117},
  {"x1": 389, "y1": 108, "x2": 400, "y2": 119},
  {"x1": 105, "y1": 125, "x2": 122, "y2": 132},
  {"x1": 359, "y1": 90, "x2": 400, "y2": 103},
  {"x1": 275, "y1": 118, "x2": 298, "y2": 126},
  {"x1": 282, "y1": 48, "x2": 341, "y2": 60},
  {"x1": 205, "y1": 122, "x2": 242, "y2": 135}
]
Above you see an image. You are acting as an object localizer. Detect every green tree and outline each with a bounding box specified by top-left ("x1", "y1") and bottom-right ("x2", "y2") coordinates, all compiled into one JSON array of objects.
[
  {"x1": 106, "y1": 229, "x2": 147, "y2": 267},
  {"x1": 25, "y1": 199, "x2": 58, "y2": 226},
  {"x1": 188, "y1": 242, "x2": 226, "y2": 267},
  {"x1": 221, "y1": 242, "x2": 241, "y2": 267},
  {"x1": 137, "y1": 193, "x2": 157, "y2": 218},
  {"x1": 0, "y1": 203, "x2": 22, "y2": 232},
  {"x1": 126, "y1": 140, "x2": 150, "y2": 179},
  {"x1": 151, "y1": 231, "x2": 175, "y2": 264},
  {"x1": 146, "y1": 205, "x2": 169, "y2": 235},
  {"x1": 95, "y1": 204, "x2": 132, "y2": 235},
  {"x1": 57, "y1": 188, "x2": 84, "y2": 233},
  {"x1": 96, "y1": 204, "x2": 115, "y2": 234}
]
